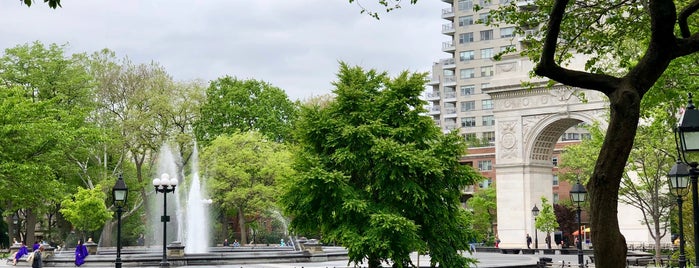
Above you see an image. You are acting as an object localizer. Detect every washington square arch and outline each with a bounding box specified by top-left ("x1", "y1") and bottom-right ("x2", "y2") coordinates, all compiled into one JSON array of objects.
[{"x1": 482, "y1": 83, "x2": 608, "y2": 248}]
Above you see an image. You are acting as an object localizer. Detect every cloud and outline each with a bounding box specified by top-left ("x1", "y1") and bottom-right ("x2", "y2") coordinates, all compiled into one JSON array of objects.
[{"x1": 0, "y1": 0, "x2": 445, "y2": 101}]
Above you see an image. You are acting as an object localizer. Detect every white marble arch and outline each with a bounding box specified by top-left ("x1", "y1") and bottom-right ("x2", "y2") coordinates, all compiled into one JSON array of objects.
[{"x1": 483, "y1": 83, "x2": 608, "y2": 248}]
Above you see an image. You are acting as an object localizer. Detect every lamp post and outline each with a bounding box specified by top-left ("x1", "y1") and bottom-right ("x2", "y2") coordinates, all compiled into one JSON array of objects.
[
  {"x1": 570, "y1": 180, "x2": 587, "y2": 268},
  {"x1": 674, "y1": 93, "x2": 699, "y2": 267},
  {"x1": 532, "y1": 205, "x2": 539, "y2": 251},
  {"x1": 112, "y1": 174, "x2": 128, "y2": 268},
  {"x1": 153, "y1": 173, "x2": 178, "y2": 267},
  {"x1": 669, "y1": 160, "x2": 690, "y2": 268}
]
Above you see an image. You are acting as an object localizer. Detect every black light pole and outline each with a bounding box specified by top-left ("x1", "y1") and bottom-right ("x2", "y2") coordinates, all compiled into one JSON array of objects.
[
  {"x1": 112, "y1": 174, "x2": 128, "y2": 268},
  {"x1": 570, "y1": 180, "x2": 587, "y2": 268},
  {"x1": 532, "y1": 205, "x2": 539, "y2": 251},
  {"x1": 153, "y1": 173, "x2": 178, "y2": 267},
  {"x1": 669, "y1": 160, "x2": 690, "y2": 268},
  {"x1": 674, "y1": 93, "x2": 699, "y2": 268}
]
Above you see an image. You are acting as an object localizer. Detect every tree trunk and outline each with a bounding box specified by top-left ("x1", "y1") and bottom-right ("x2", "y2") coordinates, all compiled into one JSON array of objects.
[
  {"x1": 5, "y1": 213, "x2": 15, "y2": 244},
  {"x1": 238, "y1": 208, "x2": 247, "y2": 245},
  {"x1": 25, "y1": 209, "x2": 37, "y2": 246},
  {"x1": 368, "y1": 255, "x2": 381, "y2": 268},
  {"x1": 590, "y1": 89, "x2": 638, "y2": 268}
]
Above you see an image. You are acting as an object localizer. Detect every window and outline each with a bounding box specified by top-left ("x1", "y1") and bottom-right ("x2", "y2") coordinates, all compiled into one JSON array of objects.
[
  {"x1": 500, "y1": 27, "x2": 515, "y2": 38},
  {"x1": 461, "y1": 117, "x2": 476, "y2": 127},
  {"x1": 459, "y1": 50, "x2": 475, "y2": 61},
  {"x1": 562, "y1": 133, "x2": 581, "y2": 141},
  {"x1": 482, "y1": 99, "x2": 494, "y2": 110},
  {"x1": 463, "y1": 133, "x2": 477, "y2": 142},
  {"x1": 459, "y1": 33, "x2": 474, "y2": 44},
  {"x1": 458, "y1": 0, "x2": 474, "y2": 11},
  {"x1": 482, "y1": 115, "x2": 495, "y2": 126},
  {"x1": 483, "y1": 131, "x2": 495, "y2": 142},
  {"x1": 480, "y1": 30, "x2": 494, "y2": 41},
  {"x1": 553, "y1": 175, "x2": 559, "y2": 186},
  {"x1": 479, "y1": 178, "x2": 492, "y2": 188},
  {"x1": 478, "y1": 13, "x2": 490, "y2": 24},
  {"x1": 460, "y1": 85, "x2": 475, "y2": 96},
  {"x1": 481, "y1": 48, "x2": 494, "y2": 59},
  {"x1": 481, "y1": 66, "x2": 494, "y2": 77},
  {"x1": 460, "y1": 101, "x2": 476, "y2": 112},
  {"x1": 552, "y1": 156, "x2": 558, "y2": 166},
  {"x1": 553, "y1": 193, "x2": 559, "y2": 204},
  {"x1": 443, "y1": 69, "x2": 454, "y2": 76},
  {"x1": 478, "y1": 160, "x2": 492, "y2": 171},
  {"x1": 478, "y1": 0, "x2": 490, "y2": 7},
  {"x1": 458, "y1": 15, "x2": 474, "y2": 27},
  {"x1": 481, "y1": 83, "x2": 490, "y2": 90},
  {"x1": 460, "y1": 68, "x2": 475, "y2": 79}
]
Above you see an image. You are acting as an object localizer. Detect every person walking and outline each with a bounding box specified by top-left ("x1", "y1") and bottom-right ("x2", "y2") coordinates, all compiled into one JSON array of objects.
[
  {"x1": 526, "y1": 234, "x2": 532, "y2": 249},
  {"x1": 12, "y1": 241, "x2": 28, "y2": 266},
  {"x1": 31, "y1": 244, "x2": 44, "y2": 268}
]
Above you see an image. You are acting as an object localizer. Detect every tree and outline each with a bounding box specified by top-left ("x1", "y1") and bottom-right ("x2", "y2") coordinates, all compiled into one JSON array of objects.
[
  {"x1": 281, "y1": 63, "x2": 479, "y2": 268},
  {"x1": 194, "y1": 76, "x2": 299, "y2": 145},
  {"x1": 352, "y1": 0, "x2": 699, "y2": 265},
  {"x1": 466, "y1": 186, "x2": 496, "y2": 243},
  {"x1": 59, "y1": 186, "x2": 113, "y2": 240},
  {"x1": 553, "y1": 203, "x2": 577, "y2": 247},
  {"x1": 200, "y1": 131, "x2": 292, "y2": 245},
  {"x1": 535, "y1": 197, "x2": 559, "y2": 249},
  {"x1": 560, "y1": 120, "x2": 676, "y2": 263}
]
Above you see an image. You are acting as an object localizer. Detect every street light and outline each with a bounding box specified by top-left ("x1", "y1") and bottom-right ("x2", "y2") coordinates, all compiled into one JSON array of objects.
[
  {"x1": 532, "y1": 205, "x2": 539, "y2": 250},
  {"x1": 153, "y1": 173, "x2": 178, "y2": 267},
  {"x1": 669, "y1": 160, "x2": 690, "y2": 268},
  {"x1": 674, "y1": 93, "x2": 699, "y2": 268},
  {"x1": 112, "y1": 174, "x2": 128, "y2": 268},
  {"x1": 570, "y1": 180, "x2": 587, "y2": 268}
]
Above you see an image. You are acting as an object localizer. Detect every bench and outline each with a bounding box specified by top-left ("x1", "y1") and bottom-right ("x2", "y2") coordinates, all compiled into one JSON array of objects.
[
  {"x1": 500, "y1": 248, "x2": 521, "y2": 254},
  {"x1": 626, "y1": 256, "x2": 653, "y2": 266}
]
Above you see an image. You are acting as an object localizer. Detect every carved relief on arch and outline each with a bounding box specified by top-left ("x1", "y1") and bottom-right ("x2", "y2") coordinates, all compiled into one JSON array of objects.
[
  {"x1": 548, "y1": 86, "x2": 576, "y2": 102},
  {"x1": 521, "y1": 115, "x2": 548, "y2": 146},
  {"x1": 499, "y1": 120, "x2": 518, "y2": 160}
]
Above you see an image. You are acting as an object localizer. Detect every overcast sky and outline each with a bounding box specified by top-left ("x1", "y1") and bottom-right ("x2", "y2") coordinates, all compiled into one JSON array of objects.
[{"x1": 0, "y1": 1, "x2": 446, "y2": 101}]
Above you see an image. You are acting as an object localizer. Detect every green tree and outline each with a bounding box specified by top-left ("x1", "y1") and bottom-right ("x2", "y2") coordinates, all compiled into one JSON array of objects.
[
  {"x1": 281, "y1": 63, "x2": 479, "y2": 268},
  {"x1": 21, "y1": 0, "x2": 61, "y2": 8},
  {"x1": 200, "y1": 131, "x2": 292, "y2": 245},
  {"x1": 560, "y1": 121, "x2": 676, "y2": 262},
  {"x1": 59, "y1": 186, "x2": 113, "y2": 240},
  {"x1": 466, "y1": 186, "x2": 496, "y2": 243},
  {"x1": 535, "y1": 197, "x2": 559, "y2": 249},
  {"x1": 194, "y1": 76, "x2": 299, "y2": 145},
  {"x1": 354, "y1": 0, "x2": 699, "y2": 265}
]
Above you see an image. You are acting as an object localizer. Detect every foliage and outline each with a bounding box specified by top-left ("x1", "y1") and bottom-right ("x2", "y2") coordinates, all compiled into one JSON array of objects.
[
  {"x1": 535, "y1": 197, "x2": 559, "y2": 246},
  {"x1": 200, "y1": 131, "x2": 293, "y2": 244},
  {"x1": 194, "y1": 76, "x2": 299, "y2": 145},
  {"x1": 22, "y1": 0, "x2": 61, "y2": 8},
  {"x1": 59, "y1": 186, "x2": 113, "y2": 236},
  {"x1": 281, "y1": 63, "x2": 479, "y2": 268},
  {"x1": 466, "y1": 186, "x2": 496, "y2": 242}
]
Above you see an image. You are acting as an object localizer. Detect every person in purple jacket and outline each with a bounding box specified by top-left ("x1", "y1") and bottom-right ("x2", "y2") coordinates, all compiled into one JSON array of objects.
[
  {"x1": 75, "y1": 239, "x2": 89, "y2": 266},
  {"x1": 13, "y1": 241, "x2": 28, "y2": 266}
]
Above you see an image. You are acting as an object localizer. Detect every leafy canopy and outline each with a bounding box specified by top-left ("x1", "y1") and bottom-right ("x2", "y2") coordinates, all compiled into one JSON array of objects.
[{"x1": 282, "y1": 63, "x2": 480, "y2": 268}]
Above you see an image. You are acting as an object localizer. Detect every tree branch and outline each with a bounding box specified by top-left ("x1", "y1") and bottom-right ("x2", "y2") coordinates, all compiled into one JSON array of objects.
[
  {"x1": 535, "y1": 0, "x2": 621, "y2": 95},
  {"x1": 678, "y1": 0, "x2": 699, "y2": 38}
]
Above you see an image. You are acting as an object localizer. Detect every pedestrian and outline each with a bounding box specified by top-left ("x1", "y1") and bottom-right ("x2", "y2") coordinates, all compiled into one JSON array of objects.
[
  {"x1": 137, "y1": 233, "x2": 145, "y2": 246},
  {"x1": 223, "y1": 239, "x2": 230, "y2": 247},
  {"x1": 495, "y1": 236, "x2": 501, "y2": 248},
  {"x1": 545, "y1": 234, "x2": 551, "y2": 249},
  {"x1": 31, "y1": 244, "x2": 44, "y2": 268},
  {"x1": 32, "y1": 241, "x2": 40, "y2": 251},
  {"x1": 232, "y1": 240, "x2": 240, "y2": 247},
  {"x1": 526, "y1": 234, "x2": 532, "y2": 249},
  {"x1": 75, "y1": 239, "x2": 89, "y2": 266}
]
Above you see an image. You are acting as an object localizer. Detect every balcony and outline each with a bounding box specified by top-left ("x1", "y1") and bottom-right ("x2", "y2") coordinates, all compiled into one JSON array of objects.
[
  {"x1": 442, "y1": 23, "x2": 455, "y2": 35},
  {"x1": 441, "y1": 7, "x2": 454, "y2": 19},
  {"x1": 426, "y1": 91, "x2": 441, "y2": 100},
  {"x1": 440, "y1": 58, "x2": 455, "y2": 69},
  {"x1": 443, "y1": 75, "x2": 456, "y2": 86},
  {"x1": 429, "y1": 106, "x2": 441, "y2": 115},
  {"x1": 442, "y1": 41, "x2": 455, "y2": 52},
  {"x1": 444, "y1": 91, "x2": 457, "y2": 100},
  {"x1": 441, "y1": 0, "x2": 453, "y2": 3},
  {"x1": 444, "y1": 123, "x2": 458, "y2": 131},
  {"x1": 443, "y1": 107, "x2": 457, "y2": 118}
]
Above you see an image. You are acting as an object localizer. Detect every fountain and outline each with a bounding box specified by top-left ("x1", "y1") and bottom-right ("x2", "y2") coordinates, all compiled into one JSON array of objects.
[{"x1": 183, "y1": 145, "x2": 211, "y2": 254}]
